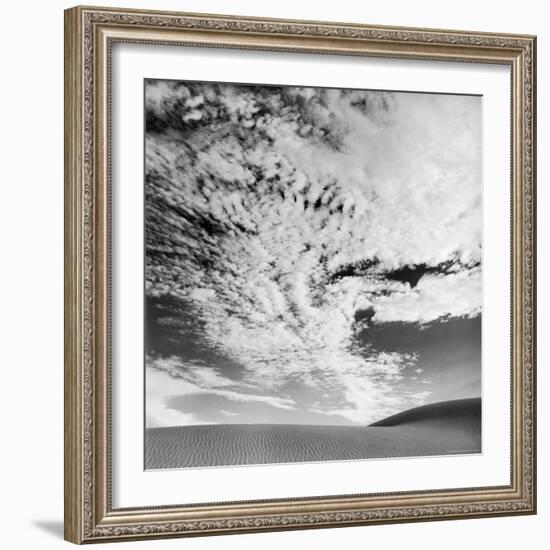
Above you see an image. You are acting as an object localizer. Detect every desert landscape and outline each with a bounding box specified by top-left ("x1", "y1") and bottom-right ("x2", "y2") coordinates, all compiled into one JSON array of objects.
[
  {"x1": 145, "y1": 397, "x2": 481, "y2": 470},
  {"x1": 144, "y1": 81, "x2": 483, "y2": 472}
]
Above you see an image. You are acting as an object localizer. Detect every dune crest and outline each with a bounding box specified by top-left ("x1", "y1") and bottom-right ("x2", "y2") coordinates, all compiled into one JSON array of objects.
[{"x1": 369, "y1": 397, "x2": 481, "y2": 427}]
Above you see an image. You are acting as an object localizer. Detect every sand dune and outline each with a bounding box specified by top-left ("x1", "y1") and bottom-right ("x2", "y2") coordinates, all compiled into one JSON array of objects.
[
  {"x1": 369, "y1": 397, "x2": 481, "y2": 428},
  {"x1": 145, "y1": 398, "x2": 481, "y2": 470}
]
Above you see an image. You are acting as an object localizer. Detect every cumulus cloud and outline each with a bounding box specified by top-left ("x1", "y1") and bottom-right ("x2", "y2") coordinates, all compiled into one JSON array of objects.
[
  {"x1": 144, "y1": 80, "x2": 481, "y2": 426},
  {"x1": 372, "y1": 269, "x2": 482, "y2": 324}
]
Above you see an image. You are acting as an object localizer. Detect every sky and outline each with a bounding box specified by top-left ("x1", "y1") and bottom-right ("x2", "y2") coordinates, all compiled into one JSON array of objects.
[{"x1": 144, "y1": 79, "x2": 482, "y2": 428}]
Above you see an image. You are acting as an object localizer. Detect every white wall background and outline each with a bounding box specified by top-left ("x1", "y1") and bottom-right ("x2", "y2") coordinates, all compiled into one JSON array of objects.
[{"x1": 0, "y1": 1, "x2": 546, "y2": 548}]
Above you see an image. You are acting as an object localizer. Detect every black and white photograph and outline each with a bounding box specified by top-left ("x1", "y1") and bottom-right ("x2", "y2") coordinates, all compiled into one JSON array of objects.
[{"x1": 144, "y1": 79, "x2": 482, "y2": 470}]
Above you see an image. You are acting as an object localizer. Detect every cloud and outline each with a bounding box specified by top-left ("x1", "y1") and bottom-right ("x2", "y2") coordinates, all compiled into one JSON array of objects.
[
  {"x1": 144, "y1": 81, "x2": 481, "y2": 425},
  {"x1": 146, "y1": 367, "x2": 201, "y2": 428},
  {"x1": 372, "y1": 269, "x2": 482, "y2": 324},
  {"x1": 307, "y1": 351, "x2": 431, "y2": 424},
  {"x1": 146, "y1": 356, "x2": 296, "y2": 427},
  {"x1": 219, "y1": 410, "x2": 240, "y2": 418}
]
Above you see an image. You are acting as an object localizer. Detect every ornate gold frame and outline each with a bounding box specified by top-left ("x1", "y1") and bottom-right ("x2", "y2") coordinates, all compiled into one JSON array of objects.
[{"x1": 64, "y1": 5, "x2": 537, "y2": 544}]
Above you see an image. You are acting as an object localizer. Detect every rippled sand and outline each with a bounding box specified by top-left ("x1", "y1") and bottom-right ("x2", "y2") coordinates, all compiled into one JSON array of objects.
[{"x1": 145, "y1": 398, "x2": 481, "y2": 469}]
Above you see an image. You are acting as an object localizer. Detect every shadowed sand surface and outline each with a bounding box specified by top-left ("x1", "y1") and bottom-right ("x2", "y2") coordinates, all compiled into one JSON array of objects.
[{"x1": 145, "y1": 398, "x2": 481, "y2": 469}]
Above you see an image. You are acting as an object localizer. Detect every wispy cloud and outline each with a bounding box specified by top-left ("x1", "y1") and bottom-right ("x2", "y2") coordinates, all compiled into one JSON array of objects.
[
  {"x1": 146, "y1": 356, "x2": 296, "y2": 427},
  {"x1": 145, "y1": 81, "x2": 481, "y2": 426}
]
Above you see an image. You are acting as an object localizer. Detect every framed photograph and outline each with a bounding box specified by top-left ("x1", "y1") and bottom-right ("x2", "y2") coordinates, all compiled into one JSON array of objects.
[{"x1": 64, "y1": 5, "x2": 537, "y2": 544}]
